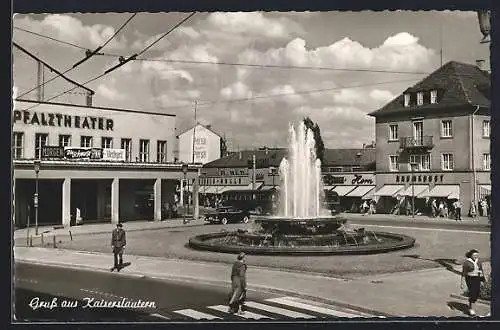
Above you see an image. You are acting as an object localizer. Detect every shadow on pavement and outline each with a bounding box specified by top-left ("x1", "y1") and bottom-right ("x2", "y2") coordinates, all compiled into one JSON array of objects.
[
  {"x1": 401, "y1": 254, "x2": 462, "y2": 275},
  {"x1": 446, "y1": 301, "x2": 469, "y2": 316},
  {"x1": 118, "y1": 262, "x2": 132, "y2": 271}
]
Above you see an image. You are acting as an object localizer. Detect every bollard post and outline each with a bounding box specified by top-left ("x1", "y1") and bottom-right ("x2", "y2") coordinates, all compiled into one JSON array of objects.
[
  {"x1": 41, "y1": 233, "x2": 44, "y2": 246},
  {"x1": 29, "y1": 236, "x2": 33, "y2": 247},
  {"x1": 69, "y1": 230, "x2": 73, "y2": 241},
  {"x1": 53, "y1": 235, "x2": 56, "y2": 248}
]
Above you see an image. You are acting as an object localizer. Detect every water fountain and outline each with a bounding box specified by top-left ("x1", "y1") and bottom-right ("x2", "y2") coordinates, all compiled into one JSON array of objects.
[{"x1": 189, "y1": 122, "x2": 415, "y2": 255}]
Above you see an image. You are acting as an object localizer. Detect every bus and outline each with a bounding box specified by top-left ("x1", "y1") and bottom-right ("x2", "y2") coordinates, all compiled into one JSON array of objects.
[
  {"x1": 221, "y1": 188, "x2": 341, "y2": 215},
  {"x1": 221, "y1": 188, "x2": 278, "y2": 215}
]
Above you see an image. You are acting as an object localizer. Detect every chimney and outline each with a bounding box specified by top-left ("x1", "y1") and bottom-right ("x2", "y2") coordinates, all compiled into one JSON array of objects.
[
  {"x1": 206, "y1": 124, "x2": 212, "y2": 130},
  {"x1": 476, "y1": 60, "x2": 485, "y2": 70}
]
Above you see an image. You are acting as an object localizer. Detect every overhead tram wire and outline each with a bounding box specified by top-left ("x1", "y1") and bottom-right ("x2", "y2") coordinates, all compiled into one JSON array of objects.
[
  {"x1": 16, "y1": 13, "x2": 138, "y2": 99},
  {"x1": 19, "y1": 12, "x2": 197, "y2": 112},
  {"x1": 13, "y1": 26, "x2": 434, "y2": 76}
]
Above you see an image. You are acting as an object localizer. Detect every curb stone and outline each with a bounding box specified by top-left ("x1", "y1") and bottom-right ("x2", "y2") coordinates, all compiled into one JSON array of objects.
[{"x1": 15, "y1": 258, "x2": 392, "y2": 318}]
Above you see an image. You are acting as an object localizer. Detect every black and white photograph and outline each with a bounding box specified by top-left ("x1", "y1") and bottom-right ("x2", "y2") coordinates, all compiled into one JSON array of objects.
[{"x1": 11, "y1": 8, "x2": 492, "y2": 322}]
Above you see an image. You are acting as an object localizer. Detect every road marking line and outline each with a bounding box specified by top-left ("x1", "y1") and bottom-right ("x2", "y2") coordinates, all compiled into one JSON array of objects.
[
  {"x1": 244, "y1": 301, "x2": 314, "y2": 319},
  {"x1": 173, "y1": 309, "x2": 221, "y2": 320},
  {"x1": 208, "y1": 305, "x2": 273, "y2": 319},
  {"x1": 150, "y1": 313, "x2": 170, "y2": 320},
  {"x1": 266, "y1": 297, "x2": 364, "y2": 318},
  {"x1": 350, "y1": 223, "x2": 489, "y2": 234}
]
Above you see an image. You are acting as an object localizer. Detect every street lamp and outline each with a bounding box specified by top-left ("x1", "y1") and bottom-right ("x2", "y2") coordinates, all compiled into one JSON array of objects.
[
  {"x1": 182, "y1": 163, "x2": 188, "y2": 224},
  {"x1": 34, "y1": 159, "x2": 41, "y2": 235},
  {"x1": 410, "y1": 162, "x2": 418, "y2": 218}
]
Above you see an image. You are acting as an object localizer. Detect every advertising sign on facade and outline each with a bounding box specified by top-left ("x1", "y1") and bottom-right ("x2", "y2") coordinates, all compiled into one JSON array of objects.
[
  {"x1": 193, "y1": 132, "x2": 209, "y2": 163},
  {"x1": 64, "y1": 147, "x2": 103, "y2": 160},
  {"x1": 322, "y1": 173, "x2": 375, "y2": 186},
  {"x1": 41, "y1": 146, "x2": 65, "y2": 159},
  {"x1": 102, "y1": 148, "x2": 126, "y2": 161}
]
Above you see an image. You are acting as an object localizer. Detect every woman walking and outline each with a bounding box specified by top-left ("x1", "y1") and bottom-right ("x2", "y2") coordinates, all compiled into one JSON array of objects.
[
  {"x1": 228, "y1": 252, "x2": 247, "y2": 314},
  {"x1": 461, "y1": 249, "x2": 485, "y2": 316}
]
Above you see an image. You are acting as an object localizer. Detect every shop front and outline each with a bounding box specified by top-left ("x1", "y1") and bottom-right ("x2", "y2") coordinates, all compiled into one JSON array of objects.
[{"x1": 322, "y1": 172, "x2": 376, "y2": 213}]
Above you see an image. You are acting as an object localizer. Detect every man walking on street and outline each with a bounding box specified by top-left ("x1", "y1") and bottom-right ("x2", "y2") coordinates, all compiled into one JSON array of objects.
[
  {"x1": 111, "y1": 223, "x2": 126, "y2": 272},
  {"x1": 455, "y1": 199, "x2": 462, "y2": 221},
  {"x1": 228, "y1": 252, "x2": 247, "y2": 314}
]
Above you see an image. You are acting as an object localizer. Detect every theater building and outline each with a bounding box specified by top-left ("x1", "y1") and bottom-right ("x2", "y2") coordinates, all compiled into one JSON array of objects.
[
  {"x1": 368, "y1": 61, "x2": 490, "y2": 216},
  {"x1": 12, "y1": 99, "x2": 200, "y2": 228}
]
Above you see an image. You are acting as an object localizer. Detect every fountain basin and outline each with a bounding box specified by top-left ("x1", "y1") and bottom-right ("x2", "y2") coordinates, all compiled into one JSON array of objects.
[{"x1": 189, "y1": 230, "x2": 416, "y2": 256}]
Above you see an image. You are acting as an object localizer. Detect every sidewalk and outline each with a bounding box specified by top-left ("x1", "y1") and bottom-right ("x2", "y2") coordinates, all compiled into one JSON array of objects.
[
  {"x1": 13, "y1": 217, "x2": 206, "y2": 241},
  {"x1": 342, "y1": 213, "x2": 491, "y2": 226},
  {"x1": 14, "y1": 247, "x2": 491, "y2": 317}
]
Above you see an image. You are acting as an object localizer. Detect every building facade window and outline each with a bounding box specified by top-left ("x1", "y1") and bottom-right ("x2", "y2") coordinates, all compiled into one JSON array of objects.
[
  {"x1": 389, "y1": 155, "x2": 399, "y2": 172},
  {"x1": 441, "y1": 120, "x2": 453, "y2": 138},
  {"x1": 404, "y1": 94, "x2": 410, "y2": 107},
  {"x1": 80, "y1": 136, "x2": 93, "y2": 148},
  {"x1": 389, "y1": 124, "x2": 398, "y2": 141},
  {"x1": 13, "y1": 132, "x2": 24, "y2": 159},
  {"x1": 329, "y1": 167, "x2": 343, "y2": 173},
  {"x1": 139, "y1": 139, "x2": 150, "y2": 162},
  {"x1": 121, "y1": 138, "x2": 132, "y2": 161},
  {"x1": 417, "y1": 92, "x2": 423, "y2": 105},
  {"x1": 101, "y1": 137, "x2": 113, "y2": 149},
  {"x1": 157, "y1": 140, "x2": 167, "y2": 163},
  {"x1": 352, "y1": 167, "x2": 362, "y2": 172},
  {"x1": 483, "y1": 120, "x2": 490, "y2": 137},
  {"x1": 441, "y1": 153, "x2": 454, "y2": 170},
  {"x1": 59, "y1": 134, "x2": 71, "y2": 147},
  {"x1": 430, "y1": 90, "x2": 438, "y2": 104},
  {"x1": 35, "y1": 133, "x2": 48, "y2": 159},
  {"x1": 409, "y1": 154, "x2": 431, "y2": 171},
  {"x1": 483, "y1": 153, "x2": 491, "y2": 170}
]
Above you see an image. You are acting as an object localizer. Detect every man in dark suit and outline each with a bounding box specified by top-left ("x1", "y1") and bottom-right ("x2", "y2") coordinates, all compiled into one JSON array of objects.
[
  {"x1": 228, "y1": 252, "x2": 247, "y2": 314},
  {"x1": 110, "y1": 223, "x2": 126, "y2": 272}
]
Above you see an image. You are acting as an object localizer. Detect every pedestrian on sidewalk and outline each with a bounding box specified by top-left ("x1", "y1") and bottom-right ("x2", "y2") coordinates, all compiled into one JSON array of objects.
[
  {"x1": 454, "y1": 199, "x2": 462, "y2": 221},
  {"x1": 470, "y1": 201, "x2": 477, "y2": 219},
  {"x1": 461, "y1": 249, "x2": 485, "y2": 316},
  {"x1": 431, "y1": 199, "x2": 437, "y2": 217},
  {"x1": 228, "y1": 252, "x2": 247, "y2": 314},
  {"x1": 110, "y1": 223, "x2": 126, "y2": 272}
]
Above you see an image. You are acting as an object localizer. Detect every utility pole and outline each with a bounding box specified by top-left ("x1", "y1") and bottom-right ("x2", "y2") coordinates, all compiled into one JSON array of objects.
[
  {"x1": 37, "y1": 60, "x2": 44, "y2": 102},
  {"x1": 191, "y1": 100, "x2": 198, "y2": 164},
  {"x1": 252, "y1": 154, "x2": 256, "y2": 191}
]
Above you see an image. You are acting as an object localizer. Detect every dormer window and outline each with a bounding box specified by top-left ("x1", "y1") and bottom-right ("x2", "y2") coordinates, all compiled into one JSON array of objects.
[
  {"x1": 403, "y1": 94, "x2": 410, "y2": 107},
  {"x1": 430, "y1": 90, "x2": 438, "y2": 104},
  {"x1": 417, "y1": 92, "x2": 423, "y2": 106}
]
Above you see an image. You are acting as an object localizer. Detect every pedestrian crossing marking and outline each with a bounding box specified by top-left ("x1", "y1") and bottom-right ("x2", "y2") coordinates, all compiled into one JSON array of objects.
[
  {"x1": 208, "y1": 305, "x2": 273, "y2": 319},
  {"x1": 266, "y1": 297, "x2": 363, "y2": 318},
  {"x1": 244, "y1": 301, "x2": 315, "y2": 319},
  {"x1": 173, "y1": 309, "x2": 221, "y2": 320}
]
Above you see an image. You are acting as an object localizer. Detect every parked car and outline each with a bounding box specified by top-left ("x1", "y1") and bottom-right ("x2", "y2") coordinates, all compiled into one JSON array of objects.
[{"x1": 203, "y1": 206, "x2": 250, "y2": 225}]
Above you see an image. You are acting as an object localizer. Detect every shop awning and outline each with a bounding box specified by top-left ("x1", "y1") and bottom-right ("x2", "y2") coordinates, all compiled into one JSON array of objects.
[
  {"x1": 361, "y1": 187, "x2": 376, "y2": 200},
  {"x1": 479, "y1": 184, "x2": 491, "y2": 196},
  {"x1": 374, "y1": 185, "x2": 405, "y2": 197},
  {"x1": 203, "y1": 186, "x2": 222, "y2": 194},
  {"x1": 401, "y1": 185, "x2": 430, "y2": 197},
  {"x1": 331, "y1": 185, "x2": 357, "y2": 196},
  {"x1": 421, "y1": 185, "x2": 460, "y2": 199},
  {"x1": 323, "y1": 185, "x2": 335, "y2": 191},
  {"x1": 346, "y1": 185, "x2": 376, "y2": 197}
]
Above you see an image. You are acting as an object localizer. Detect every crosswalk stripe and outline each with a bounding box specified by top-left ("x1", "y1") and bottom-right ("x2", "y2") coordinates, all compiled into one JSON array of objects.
[
  {"x1": 266, "y1": 297, "x2": 363, "y2": 318},
  {"x1": 244, "y1": 301, "x2": 315, "y2": 319},
  {"x1": 208, "y1": 305, "x2": 273, "y2": 319},
  {"x1": 173, "y1": 309, "x2": 221, "y2": 320}
]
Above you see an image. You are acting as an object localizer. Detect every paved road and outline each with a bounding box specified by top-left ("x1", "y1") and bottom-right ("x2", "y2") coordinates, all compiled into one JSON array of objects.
[{"x1": 14, "y1": 263, "x2": 374, "y2": 322}]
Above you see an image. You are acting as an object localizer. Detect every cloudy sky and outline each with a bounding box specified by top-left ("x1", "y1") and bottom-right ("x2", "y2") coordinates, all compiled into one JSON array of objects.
[{"x1": 13, "y1": 11, "x2": 489, "y2": 150}]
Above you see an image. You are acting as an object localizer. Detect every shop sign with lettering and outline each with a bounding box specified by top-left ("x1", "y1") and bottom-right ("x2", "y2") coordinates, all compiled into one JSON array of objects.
[
  {"x1": 102, "y1": 148, "x2": 126, "y2": 161},
  {"x1": 64, "y1": 147, "x2": 103, "y2": 160},
  {"x1": 13, "y1": 109, "x2": 114, "y2": 131},
  {"x1": 322, "y1": 173, "x2": 375, "y2": 186}
]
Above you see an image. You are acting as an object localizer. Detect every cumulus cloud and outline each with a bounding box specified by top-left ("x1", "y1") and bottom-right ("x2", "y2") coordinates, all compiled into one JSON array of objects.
[
  {"x1": 238, "y1": 32, "x2": 437, "y2": 72},
  {"x1": 14, "y1": 14, "x2": 128, "y2": 50},
  {"x1": 220, "y1": 82, "x2": 253, "y2": 99},
  {"x1": 97, "y1": 84, "x2": 126, "y2": 101}
]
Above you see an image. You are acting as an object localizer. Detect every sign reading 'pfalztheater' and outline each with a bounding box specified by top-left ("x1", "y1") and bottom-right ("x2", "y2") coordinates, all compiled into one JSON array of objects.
[{"x1": 13, "y1": 109, "x2": 114, "y2": 131}]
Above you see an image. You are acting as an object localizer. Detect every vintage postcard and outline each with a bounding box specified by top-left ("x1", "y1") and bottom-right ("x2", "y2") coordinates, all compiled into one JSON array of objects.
[{"x1": 12, "y1": 8, "x2": 491, "y2": 322}]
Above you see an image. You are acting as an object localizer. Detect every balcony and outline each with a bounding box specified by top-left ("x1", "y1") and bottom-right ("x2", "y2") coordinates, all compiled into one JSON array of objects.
[{"x1": 399, "y1": 136, "x2": 434, "y2": 150}]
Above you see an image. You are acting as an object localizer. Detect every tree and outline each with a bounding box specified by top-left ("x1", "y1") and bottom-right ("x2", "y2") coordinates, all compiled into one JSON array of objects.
[{"x1": 303, "y1": 117, "x2": 325, "y2": 164}]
